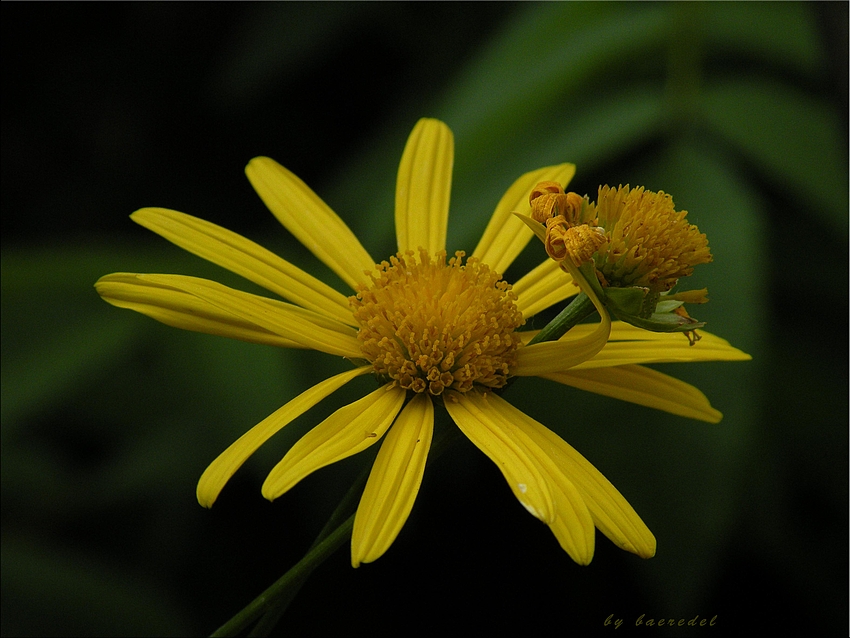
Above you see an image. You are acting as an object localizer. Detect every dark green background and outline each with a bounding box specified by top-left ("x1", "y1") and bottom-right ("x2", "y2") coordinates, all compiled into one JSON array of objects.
[{"x1": 2, "y1": 3, "x2": 847, "y2": 636}]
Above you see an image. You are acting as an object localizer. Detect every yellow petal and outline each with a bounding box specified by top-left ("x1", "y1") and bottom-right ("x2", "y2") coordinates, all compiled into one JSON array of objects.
[
  {"x1": 395, "y1": 119, "x2": 454, "y2": 255},
  {"x1": 512, "y1": 258, "x2": 580, "y2": 319},
  {"x1": 483, "y1": 394, "x2": 656, "y2": 559},
  {"x1": 542, "y1": 365, "x2": 723, "y2": 423},
  {"x1": 445, "y1": 392, "x2": 555, "y2": 524},
  {"x1": 96, "y1": 273, "x2": 303, "y2": 348},
  {"x1": 574, "y1": 332, "x2": 752, "y2": 369},
  {"x1": 246, "y1": 157, "x2": 375, "y2": 290},
  {"x1": 351, "y1": 393, "x2": 434, "y2": 567},
  {"x1": 197, "y1": 366, "x2": 371, "y2": 508},
  {"x1": 472, "y1": 163, "x2": 576, "y2": 276},
  {"x1": 131, "y1": 208, "x2": 355, "y2": 326},
  {"x1": 262, "y1": 385, "x2": 406, "y2": 500},
  {"x1": 109, "y1": 273, "x2": 362, "y2": 358},
  {"x1": 446, "y1": 391, "x2": 595, "y2": 564}
]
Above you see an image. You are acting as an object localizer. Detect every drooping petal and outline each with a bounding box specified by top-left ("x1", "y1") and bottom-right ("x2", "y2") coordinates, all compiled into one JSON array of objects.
[
  {"x1": 103, "y1": 273, "x2": 363, "y2": 358},
  {"x1": 395, "y1": 119, "x2": 454, "y2": 255},
  {"x1": 472, "y1": 163, "x2": 576, "y2": 276},
  {"x1": 95, "y1": 273, "x2": 304, "y2": 349},
  {"x1": 262, "y1": 385, "x2": 406, "y2": 500},
  {"x1": 197, "y1": 366, "x2": 371, "y2": 508},
  {"x1": 542, "y1": 365, "x2": 723, "y2": 423},
  {"x1": 514, "y1": 259, "x2": 612, "y2": 376},
  {"x1": 514, "y1": 315, "x2": 612, "y2": 376},
  {"x1": 351, "y1": 393, "x2": 434, "y2": 568},
  {"x1": 131, "y1": 208, "x2": 355, "y2": 326},
  {"x1": 512, "y1": 258, "x2": 580, "y2": 320},
  {"x1": 246, "y1": 157, "x2": 375, "y2": 290},
  {"x1": 483, "y1": 393, "x2": 656, "y2": 559},
  {"x1": 446, "y1": 391, "x2": 595, "y2": 565}
]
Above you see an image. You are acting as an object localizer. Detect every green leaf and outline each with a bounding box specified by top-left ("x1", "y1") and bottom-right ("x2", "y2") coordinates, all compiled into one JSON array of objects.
[
  {"x1": 700, "y1": 78, "x2": 848, "y2": 233},
  {"x1": 701, "y1": 2, "x2": 825, "y2": 74}
]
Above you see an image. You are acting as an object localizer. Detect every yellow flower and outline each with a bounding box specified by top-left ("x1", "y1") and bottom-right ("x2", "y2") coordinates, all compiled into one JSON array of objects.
[
  {"x1": 95, "y1": 119, "x2": 750, "y2": 568},
  {"x1": 528, "y1": 182, "x2": 716, "y2": 341}
]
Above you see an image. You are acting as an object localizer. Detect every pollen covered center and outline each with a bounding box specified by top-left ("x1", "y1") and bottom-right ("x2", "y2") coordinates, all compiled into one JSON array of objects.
[{"x1": 350, "y1": 249, "x2": 524, "y2": 396}]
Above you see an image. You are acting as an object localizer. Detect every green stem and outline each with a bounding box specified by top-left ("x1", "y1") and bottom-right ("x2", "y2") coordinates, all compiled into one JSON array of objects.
[
  {"x1": 211, "y1": 414, "x2": 463, "y2": 637},
  {"x1": 527, "y1": 293, "x2": 596, "y2": 345},
  {"x1": 245, "y1": 478, "x2": 365, "y2": 638},
  {"x1": 211, "y1": 514, "x2": 354, "y2": 637}
]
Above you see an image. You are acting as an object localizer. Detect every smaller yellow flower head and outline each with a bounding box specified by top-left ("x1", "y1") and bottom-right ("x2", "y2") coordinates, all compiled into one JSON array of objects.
[
  {"x1": 589, "y1": 185, "x2": 712, "y2": 292},
  {"x1": 533, "y1": 183, "x2": 712, "y2": 294}
]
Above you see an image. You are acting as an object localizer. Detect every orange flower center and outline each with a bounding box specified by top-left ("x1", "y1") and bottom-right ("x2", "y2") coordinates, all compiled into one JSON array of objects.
[{"x1": 350, "y1": 249, "x2": 524, "y2": 396}]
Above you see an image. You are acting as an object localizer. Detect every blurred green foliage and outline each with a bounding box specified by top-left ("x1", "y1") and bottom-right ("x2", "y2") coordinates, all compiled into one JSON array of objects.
[{"x1": 2, "y1": 3, "x2": 846, "y2": 636}]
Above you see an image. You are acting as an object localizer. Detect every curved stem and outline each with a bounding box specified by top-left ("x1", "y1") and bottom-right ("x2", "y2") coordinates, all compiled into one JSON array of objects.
[
  {"x1": 526, "y1": 292, "x2": 596, "y2": 345},
  {"x1": 211, "y1": 514, "x2": 354, "y2": 637},
  {"x1": 211, "y1": 413, "x2": 462, "y2": 637}
]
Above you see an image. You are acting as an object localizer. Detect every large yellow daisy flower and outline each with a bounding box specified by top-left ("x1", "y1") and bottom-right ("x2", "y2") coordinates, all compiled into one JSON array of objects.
[{"x1": 95, "y1": 118, "x2": 749, "y2": 567}]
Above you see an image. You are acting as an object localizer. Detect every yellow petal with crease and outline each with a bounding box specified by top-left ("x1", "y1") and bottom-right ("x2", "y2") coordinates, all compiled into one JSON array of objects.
[
  {"x1": 395, "y1": 119, "x2": 453, "y2": 255},
  {"x1": 116, "y1": 273, "x2": 362, "y2": 358},
  {"x1": 542, "y1": 365, "x2": 723, "y2": 423},
  {"x1": 197, "y1": 366, "x2": 371, "y2": 508},
  {"x1": 447, "y1": 392, "x2": 595, "y2": 564},
  {"x1": 574, "y1": 334, "x2": 753, "y2": 369},
  {"x1": 96, "y1": 273, "x2": 304, "y2": 349},
  {"x1": 472, "y1": 163, "x2": 575, "y2": 276},
  {"x1": 352, "y1": 393, "x2": 434, "y2": 567},
  {"x1": 262, "y1": 385, "x2": 406, "y2": 500},
  {"x1": 484, "y1": 394, "x2": 656, "y2": 559},
  {"x1": 131, "y1": 208, "x2": 355, "y2": 326},
  {"x1": 246, "y1": 157, "x2": 375, "y2": 290},
  {"x1": 513, "y1": 258, "x2": 580, "y2": 319},
  {"x1": 445, "y1": 392, "x2": 556, "y2": 525}
]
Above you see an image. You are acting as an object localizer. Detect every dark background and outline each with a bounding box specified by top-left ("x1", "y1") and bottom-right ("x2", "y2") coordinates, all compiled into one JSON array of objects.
[{"x1": 2, "y1": 3, "x2": 847, "y2": 636}]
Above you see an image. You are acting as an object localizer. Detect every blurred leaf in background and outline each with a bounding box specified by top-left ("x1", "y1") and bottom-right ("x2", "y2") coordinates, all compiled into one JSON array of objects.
[{"x1": 2, "y1": 2, "x2": 846, "y2": 636}]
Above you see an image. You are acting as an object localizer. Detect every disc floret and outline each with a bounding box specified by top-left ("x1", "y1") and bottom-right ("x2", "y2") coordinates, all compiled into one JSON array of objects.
[{"x1": 350, "y1": 249, "x2": 524, "y2": 396}]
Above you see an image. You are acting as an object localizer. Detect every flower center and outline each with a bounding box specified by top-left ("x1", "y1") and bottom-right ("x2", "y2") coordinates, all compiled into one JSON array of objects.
[{"x1": 350, "y1": 249, "x2": 524, "y2": 396}]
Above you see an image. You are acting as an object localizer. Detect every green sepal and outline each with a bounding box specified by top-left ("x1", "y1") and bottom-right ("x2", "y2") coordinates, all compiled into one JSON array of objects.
[
  {"x1": 577, "y1": 261, "x2": 606, "y2": 299},
  {"x1": 513, "y1": 212, "x2": 548, "y2": 243},
  {"x1": 611, "y1": 308, "x2": 705, "y2": 333},
  {"x1": 655, "y1": 299, "x2": 685, "y2": 314},
  {"x1": 603, "y1": 286, "x2": 650, "y2": 316}
]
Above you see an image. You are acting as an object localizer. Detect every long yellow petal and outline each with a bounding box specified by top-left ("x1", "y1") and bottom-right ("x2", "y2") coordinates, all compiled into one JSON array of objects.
[
  {"x1": 96, "y1": 273, "x2": 304, "y2": 348},
  {"x1": 106, "y1": 273, "x2": 362, "y2": 358},
  {"x1": 245, "y1": 157, "x2": 375, "y2": 290},
  {"x1": 262, "y1": 385, "x2": 406, "y2": 500},
  {"x1": 197, "y1": 366, "x2": 371, "y2": 508},
  {"x1": 351, "y1": 393, "x2": 434, "y2": 567},
  {"x1": 472, "y1": 163, "x2": 576, "y2": 276},
  {"x1": 447, "y1": 392, "x2": 595, "y2": 564},
  {"x1": 513, "y1": 258, "x2": 580, "y2": 319},
  {"x1": 131, "y1": 208, "x2": 355, "y2": 326},
  {"x1": 484, "y1": 394, "x2": 656, "y2": 559},
  {"x1": 542, "y1": 365, "x2": 723, "y2": 423},
  {"x1": 574, "y1": 334, "x2": 753, "y2": 369},
  {"x1": 395, "y1": 119, "x2": 453, "y2": 255},
  {"x1": 572, "y1": 320, "x2": 750, "y2": 346},
  {"x1": 445, "y1": 393, "x2": 556, "y2": 524}
]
